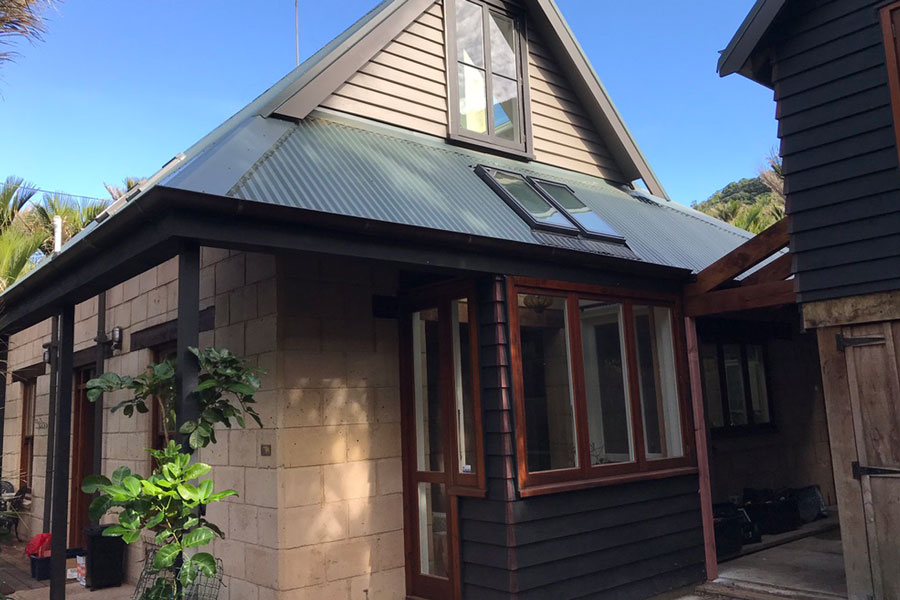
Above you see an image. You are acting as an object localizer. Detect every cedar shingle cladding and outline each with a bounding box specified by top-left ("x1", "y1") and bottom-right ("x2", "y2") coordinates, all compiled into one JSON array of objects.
[
  {"x1": 319, "y1": 0, "x2": 628, "y2": 183},
  {"x1": 773, "y1": 0, "x2": 900, "y2": 302},
  {"x1": 459, "y1": 277, "x2": 705, "y2": 599}
]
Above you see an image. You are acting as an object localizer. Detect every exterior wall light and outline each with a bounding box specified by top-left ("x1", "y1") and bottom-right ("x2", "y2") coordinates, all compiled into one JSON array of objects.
[{"x1": 110, "y1": 326, "x2": 123, "y2": 351}]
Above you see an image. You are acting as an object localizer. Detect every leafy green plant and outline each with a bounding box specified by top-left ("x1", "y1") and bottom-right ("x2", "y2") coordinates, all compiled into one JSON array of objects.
[
  {"x1": 83, "y1": 441, "x2": 236, "y2": 599},
  {"x1": 86, "y1": 347, "x2": 263, "y2": 449}
]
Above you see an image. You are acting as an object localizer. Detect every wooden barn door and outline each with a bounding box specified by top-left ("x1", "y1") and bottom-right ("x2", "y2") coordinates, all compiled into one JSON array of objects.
[{"x1": 839, "y1": 321, "x2": 900, "y2": 600}]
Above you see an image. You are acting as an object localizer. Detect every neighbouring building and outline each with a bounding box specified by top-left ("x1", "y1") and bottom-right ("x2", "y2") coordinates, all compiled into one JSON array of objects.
[
  {"x1": 0, "y1": 0, "x2": 840, "y2": 599},
  {"x1": 719, "y1": 1, "x2": 900, "y2": 599}
]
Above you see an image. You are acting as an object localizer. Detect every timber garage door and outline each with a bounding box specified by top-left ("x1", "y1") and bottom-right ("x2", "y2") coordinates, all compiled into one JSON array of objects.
[{"x1": 840, "y1": 321, "x2": 900, "y2": 600}]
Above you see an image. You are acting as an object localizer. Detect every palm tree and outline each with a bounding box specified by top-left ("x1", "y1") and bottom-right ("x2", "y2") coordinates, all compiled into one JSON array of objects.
[
  {"x1": 0, "y1": 0, "x2": 55, "y2": 67},
  {"x1": 0, "y1": 176, "x2": 36, "y2": 231},
  {"x1": 22, "y1": 193, "x2": 111, "y2": 254},
  {"x1": 104, "y1": 176, "x2": 145, "y2": 201},
  {"x1": 0, "y1": 227, "x2": 42, "y2": 291}
]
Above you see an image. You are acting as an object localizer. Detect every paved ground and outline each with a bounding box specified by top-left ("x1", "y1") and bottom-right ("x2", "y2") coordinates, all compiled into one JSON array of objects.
[
  {"x1": 11, "y1": 583, "x2": 135, "y2": 599},
  {"x1": 698, "y1": 529, "x2": 847, "y2": 600}
]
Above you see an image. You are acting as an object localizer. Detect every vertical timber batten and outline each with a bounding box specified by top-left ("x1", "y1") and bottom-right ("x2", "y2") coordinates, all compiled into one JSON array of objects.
[
  {"x1": 175, "y1": 246, "x2": 200, "y2": 447},
  {"x1": 43, "y1": 316, "x2": 58, "y2": 533},
  {"x1": 49, "y1": 305, "x2": 75, "y2": 599}
]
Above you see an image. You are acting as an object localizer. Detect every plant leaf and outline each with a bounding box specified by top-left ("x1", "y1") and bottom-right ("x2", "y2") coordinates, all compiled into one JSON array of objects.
[
  {"x1": 182, "y1": 526, "x2": 215, "y2": 549},
  {"x1": 82, "y1": 474, "x2": 112, "y2": 493},
  {"x1": 191, "y1": 552, "x2": 217, "y2": 577},
  {"x1": 152, "y1": 543, "x2": 181, "y2": 570}
]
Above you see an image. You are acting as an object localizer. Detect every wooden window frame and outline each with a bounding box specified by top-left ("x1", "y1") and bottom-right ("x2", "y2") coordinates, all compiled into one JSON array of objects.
[
  {"x1": 700, "y1": 336, "x2": 775, "y2": 437},
  {"x1": 507, "y1": 277, "x2": 696, "y2": 497},
  {"x1": 151, "y1": 344, "x2": 177, "y2": 453},
  {"x1": 880, "y1": 1, "x2": 900, "y2": 166},
  {"x1": 446, "y1": 0, "x2": 534, "y2": 159},
  {"x1": 401, "y1": 279, "x2": 487, "y2": 496},
  {"x1": 19, "y1": 379, "x2": 36, "y2": 490}
]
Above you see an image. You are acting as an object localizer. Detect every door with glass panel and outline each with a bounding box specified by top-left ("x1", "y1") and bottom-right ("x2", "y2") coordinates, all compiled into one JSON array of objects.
[{"x1": 401, "y1": 282, "x2": 482, "y2": 600}]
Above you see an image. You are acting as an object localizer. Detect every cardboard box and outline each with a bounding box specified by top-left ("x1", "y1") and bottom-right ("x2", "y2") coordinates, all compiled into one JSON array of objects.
[{"x1": 76, "y1": 555, "x2": 86, "y2": 586}]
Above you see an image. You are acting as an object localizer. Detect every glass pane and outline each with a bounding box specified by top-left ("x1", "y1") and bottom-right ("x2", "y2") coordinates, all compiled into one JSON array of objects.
[
  {"x1": 747, "y1": 344, "x2": 770, "y2": 424},
  {"x1": 489, "y1": 11, "x2": 517, "y2": 78},
  {"x1": 535, "y1": 181, "x2": 623, "y2": 238},
  {"x1": 579, "y1": 300, "x2": 633, "y2": 465},
  {"x1": 418, "y1": 482, "x2": 448, "y2": 578},
  {"x1": 458, "y1": 64, "x2": 488, "y2": 134},
  {"x1": 517, "y1": 294, "x2": 578, "y2": 472},
  {"x1": 700, "y1": 342, "x2": 725, "y2": 428},
  {"x1": 489, "y1": 170, "x2": 576, "y2": 230},
  {"x1": 723, "y1": 344, "x2": 748, "y2": 426},
  {"x1": 492, "y1": 75, "x2": 520, "y2": 142},
  {"x1": 633, "y1": 306, "x2": 683, "y2": 459},
  {"x1": 412, "y1": 308, "x2": 444, "y2": 472},
  {"x1": 456, "y1": 0, "x2": 484, "y2": 67},
  {"x1": 452, "y1": 299, "x2": 477, "y2": 475}
]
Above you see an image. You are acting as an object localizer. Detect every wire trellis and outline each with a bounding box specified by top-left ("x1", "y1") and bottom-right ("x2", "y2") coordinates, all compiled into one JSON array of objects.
[{"x1": 132, "y1": 541, "x2": 224, "y2": 600}]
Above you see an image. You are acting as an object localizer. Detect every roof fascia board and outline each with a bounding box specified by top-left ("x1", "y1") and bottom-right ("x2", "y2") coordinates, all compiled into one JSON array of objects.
[
  {"x1": 524, "y1": 0, "x2": 669, "y2": 199},
  {"x1": 272, "y1": 0, "x2": 435, "y2": 120},
  {"x1": 717, "y1": 0, "x2": 785, "y2": 86}
]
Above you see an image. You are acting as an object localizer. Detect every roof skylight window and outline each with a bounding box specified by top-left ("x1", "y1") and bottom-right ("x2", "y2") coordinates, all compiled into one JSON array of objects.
[
  {"x1": 531, "y1": 179, "x2": 623, "y2": 240},
  {"x1": 476, "y1": 166, "x2": 626, "y2": 243}
]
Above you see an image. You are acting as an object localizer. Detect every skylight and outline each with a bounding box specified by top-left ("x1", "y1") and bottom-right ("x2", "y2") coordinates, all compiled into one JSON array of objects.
[
  {"x1": 476, "y1": 166, "x2": 625, "y2": 243},
  {"x1": 531, "y1": 179, "x2": 623, "y2": 239}
]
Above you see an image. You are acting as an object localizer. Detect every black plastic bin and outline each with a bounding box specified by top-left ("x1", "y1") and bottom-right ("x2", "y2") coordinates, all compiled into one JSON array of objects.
[
  {"x1": 30, "y1": 547, "x2": 82, "y2": 581},
  {"x1": 84, "y1": 525, "x2": 125, "y2": 589}
]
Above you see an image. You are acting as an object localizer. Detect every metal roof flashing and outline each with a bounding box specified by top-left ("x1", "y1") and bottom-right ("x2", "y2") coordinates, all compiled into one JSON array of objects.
[{"x1": 717, "y1": 0, "x2": 785, "y2": 86}]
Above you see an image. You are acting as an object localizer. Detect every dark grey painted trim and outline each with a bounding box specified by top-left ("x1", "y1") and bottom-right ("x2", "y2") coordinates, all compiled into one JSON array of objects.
[
  {"x1": 0, "y1": 336, "x2": 7, "y2": 488},
  {"x1": 717, "y1": 0, "x2": 786, "y2": 86},
  {"x1": 130, "y1": 307, "x2": 216, "y2": 353},
  {"x1": 175, "y1": 246, "x2": 201, "y2": 449},
  {"x1": 49, "y1": 304, "x2": 74, "y2": 599}
]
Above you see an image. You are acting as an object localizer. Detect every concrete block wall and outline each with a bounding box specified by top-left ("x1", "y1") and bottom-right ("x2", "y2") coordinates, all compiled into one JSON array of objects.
[
  {"x1": 2, "y1": 249, "x2": 407, "y2": 599},
  {"x1": 270, "y1": 254, "x2": 405, "y2": 600}
]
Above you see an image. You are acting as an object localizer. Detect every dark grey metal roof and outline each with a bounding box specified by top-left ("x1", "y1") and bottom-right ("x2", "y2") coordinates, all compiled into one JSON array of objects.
[{"x1": 166, "y1": 110, "x2": 751, "y2": 273}]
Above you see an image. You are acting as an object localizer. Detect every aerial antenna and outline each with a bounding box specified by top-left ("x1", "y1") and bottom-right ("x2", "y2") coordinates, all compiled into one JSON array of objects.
[{"x1": 295, "y1": 0, "x2": 300, "y2": 66}]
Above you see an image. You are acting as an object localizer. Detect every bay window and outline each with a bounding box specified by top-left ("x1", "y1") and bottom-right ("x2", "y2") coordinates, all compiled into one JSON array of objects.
[{"x1": 509, "y1": 278, "x2": 693, "y2": 493}]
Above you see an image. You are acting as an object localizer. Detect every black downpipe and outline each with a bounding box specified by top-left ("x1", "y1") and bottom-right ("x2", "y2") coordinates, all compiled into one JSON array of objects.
[
  {"x1": 42, "y1": 316, "x2": 58, "y2": 533},
  {"x1": 0, "y1": 335, "x2": 8, "y2": 481},
  {"x1": 92, "y1": 293, "x2": 106, "y2": 486}
]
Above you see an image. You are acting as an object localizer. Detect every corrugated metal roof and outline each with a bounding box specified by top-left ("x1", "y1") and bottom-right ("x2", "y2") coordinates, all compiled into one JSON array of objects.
[{"x1": 203, "y1": 112, "x2": 750, "y2": 273}]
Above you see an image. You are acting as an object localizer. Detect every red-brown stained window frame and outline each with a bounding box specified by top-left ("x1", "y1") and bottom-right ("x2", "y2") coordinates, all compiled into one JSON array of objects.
[
  {"x1": 507, "y1": 277, "x2": 697, "y2": 497},
  {"x1": 881, "y1": 1, "x2": 900, "y2": 166},
  {"x1": 19, "y1": 379, "x2": 36, "y2": 489}
]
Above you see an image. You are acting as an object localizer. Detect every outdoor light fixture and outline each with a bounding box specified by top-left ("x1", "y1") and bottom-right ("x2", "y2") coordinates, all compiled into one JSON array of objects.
[
  {"x1": 110, "y1": 326, "x2": 123, "y2": 351},
  {"x1": 42, "y1": 346, "x2": 51, "y2": 365}
]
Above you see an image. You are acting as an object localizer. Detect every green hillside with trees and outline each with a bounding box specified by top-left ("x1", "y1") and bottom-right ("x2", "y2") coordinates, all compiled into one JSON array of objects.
[{"x1": 692, "y1": 153, "x2": 785, "y2": 234}]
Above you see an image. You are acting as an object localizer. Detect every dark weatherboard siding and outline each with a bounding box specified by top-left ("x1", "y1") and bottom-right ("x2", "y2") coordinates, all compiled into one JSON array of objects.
[
  {"x1": 458, "y1": 276, "x2": 705, "y2": 599},
  {"x1": 773, "y1": 0, "x2": 900, "y2": 303}
]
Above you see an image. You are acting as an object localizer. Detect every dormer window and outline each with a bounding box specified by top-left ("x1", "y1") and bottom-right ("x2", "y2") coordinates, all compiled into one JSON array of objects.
[{"x1": 448, "y1": 0, "x2": 532, "y2": 156}]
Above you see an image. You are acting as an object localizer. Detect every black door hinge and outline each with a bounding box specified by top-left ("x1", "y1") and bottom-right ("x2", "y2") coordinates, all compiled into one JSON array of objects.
[
  {"x1": 835, "y1": 333, "x2": 885, "y2": 352},
  {"x1": 852, "y1": 461, "x2": 900, "y2": 480}
]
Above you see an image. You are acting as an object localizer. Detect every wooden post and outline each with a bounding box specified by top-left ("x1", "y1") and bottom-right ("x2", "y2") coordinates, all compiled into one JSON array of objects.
[
  {"x1": 43, "y1": 316, "x2": 58, "y2": 533},
  {"x1": 684, "y1": 317, "x2": 717, "y2": 581},
  {"x1": 175, "y1": 246, "x2": 200, "y2": 448},
  {"x1": 49, "y1": 304, "x2": 75, "y2": 600}
]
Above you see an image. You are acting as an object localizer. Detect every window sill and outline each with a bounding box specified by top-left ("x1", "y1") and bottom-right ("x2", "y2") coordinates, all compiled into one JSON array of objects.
[
  {"x1": 518, "y1": 466, "x2": 699, "y2": 498},
  {"x1": 448, "y1": 132, "x2": 534, "y2": 162}
]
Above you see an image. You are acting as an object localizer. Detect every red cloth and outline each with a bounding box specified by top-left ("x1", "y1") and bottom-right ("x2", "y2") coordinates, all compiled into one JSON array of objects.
[{"x1": 25, "y1": 533, "x2": 51, "y2": 557}]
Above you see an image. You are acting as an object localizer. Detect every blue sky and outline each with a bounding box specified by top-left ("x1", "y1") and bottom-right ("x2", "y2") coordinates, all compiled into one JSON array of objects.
[{"x1": 0, "y1": 1, "x2": 776, "y2": 206}]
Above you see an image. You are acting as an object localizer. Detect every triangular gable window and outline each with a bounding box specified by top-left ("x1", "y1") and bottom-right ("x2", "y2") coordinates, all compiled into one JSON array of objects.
[{"x1": 476, "y1": 166, "x2": 625, "y2": 243}]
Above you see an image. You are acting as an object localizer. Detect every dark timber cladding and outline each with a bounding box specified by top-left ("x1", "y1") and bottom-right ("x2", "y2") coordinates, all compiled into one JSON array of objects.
[
  {"x1": 773, "y1": 0, "x2": 900, "y2": 302},
  {"x1": 460, "y1": 277, "x2": 705, "y2": 598}
]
